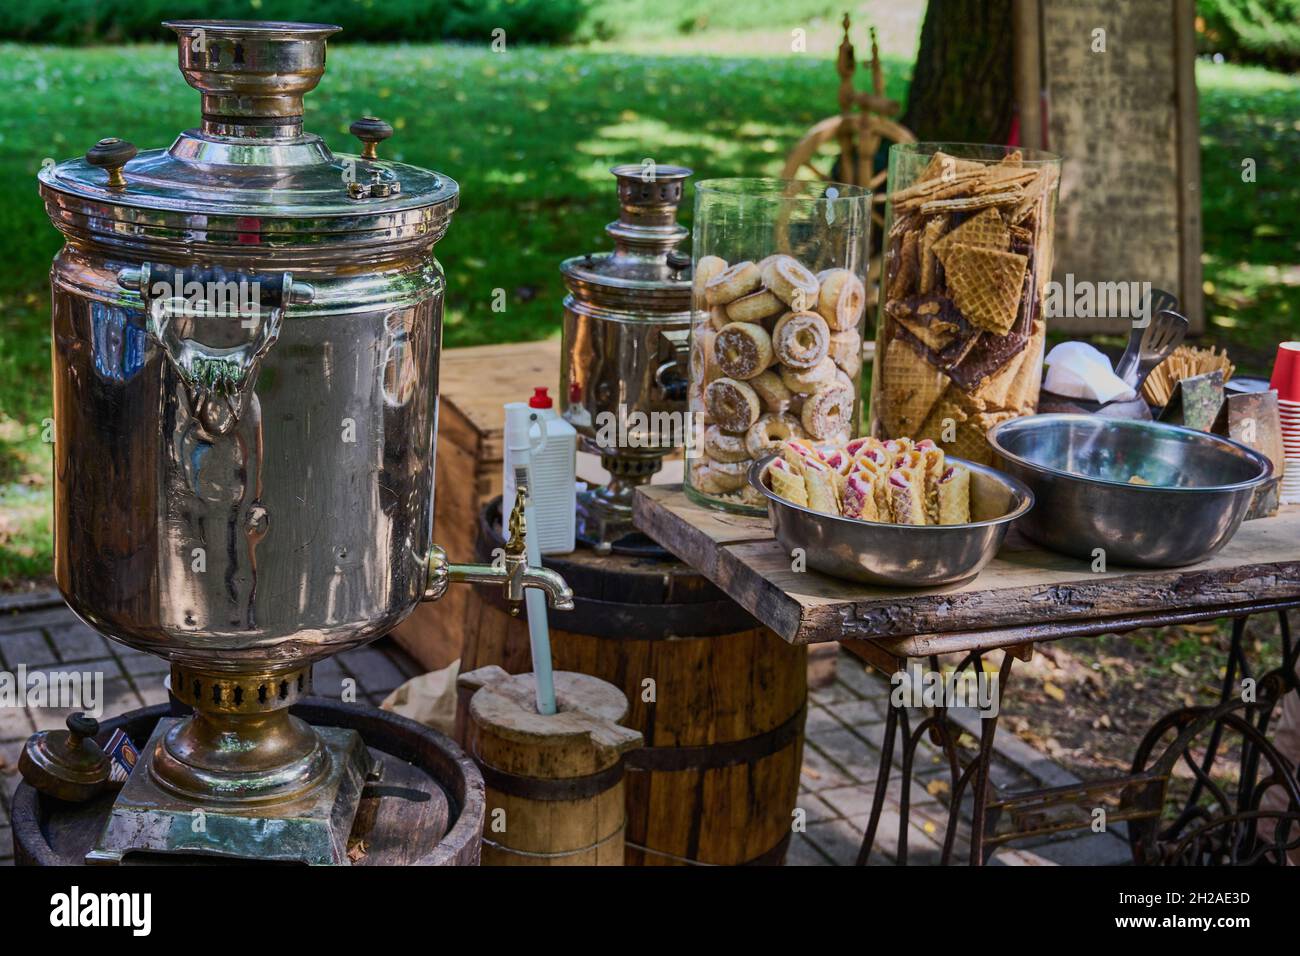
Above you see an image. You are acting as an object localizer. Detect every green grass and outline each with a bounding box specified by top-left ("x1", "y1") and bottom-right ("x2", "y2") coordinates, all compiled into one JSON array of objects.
[
  {"x1": 0, "y1": 40, "x2": 1296, "y2": 585},
  {"x1": 1196, "y1": 60, "x2": 1300, "y2": 370},
  {"x1": 586, "y1": 0, "x2": 847, "y2": 39}
]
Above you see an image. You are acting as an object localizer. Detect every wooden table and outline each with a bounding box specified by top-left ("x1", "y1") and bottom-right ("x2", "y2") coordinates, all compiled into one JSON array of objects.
[{"x1": 634, "y1": 486, "x2": 1300, "y2": 865}]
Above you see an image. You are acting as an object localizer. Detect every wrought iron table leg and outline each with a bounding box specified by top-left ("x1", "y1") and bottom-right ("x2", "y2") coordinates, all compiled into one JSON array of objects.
[
  {"x1": 968, "y1": 652, "x2": 1015, "y2": 865},
  {"x1": 1128, "y1": 609, "x2": 1300, "y2": 864},
  {"x1": 856, "y1": 694, "x2": 898, "y2": 865},
  {"x1": 856, "y1": 649, "x2": 1015, "y2": 866}
]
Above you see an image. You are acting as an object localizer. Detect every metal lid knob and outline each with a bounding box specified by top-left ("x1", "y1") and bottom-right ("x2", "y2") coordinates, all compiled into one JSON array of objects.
[
  {"x1": 85, "y1": 138, "x2": 137, "y2": 189},
  {"x1": 666, "y1": 250, "x2": 692, "y2": 275},
  {"x1": 19, "y1": 712, "x2": 111, "y2": 802},
  {"x1": 350, "y1": 116, "x2": 393, "y2": 160}
]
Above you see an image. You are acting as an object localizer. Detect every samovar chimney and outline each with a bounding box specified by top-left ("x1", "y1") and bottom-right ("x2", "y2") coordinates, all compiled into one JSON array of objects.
[{"x1": 164, "y1": 19, "x2": 338, "y2": 139}]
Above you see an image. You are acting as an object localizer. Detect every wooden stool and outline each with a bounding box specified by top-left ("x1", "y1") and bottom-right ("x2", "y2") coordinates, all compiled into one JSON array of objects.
[{"x1": 459, "y1": 667, "x2": 642, "y2": 865}]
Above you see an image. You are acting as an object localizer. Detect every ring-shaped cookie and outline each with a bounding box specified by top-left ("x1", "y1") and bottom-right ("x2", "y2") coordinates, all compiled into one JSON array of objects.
[
  {"x1": 713, "y1": 322, "x2": 774, "y2": 380},
  {"x1": 828, "y1": 328, "x2": 863, "y2": 376},
  {"x1": 705, "y1": 260, "x2": 762, "y2": 306},
  {"x1": 749, "y1": 369, "x2": 793, "y2": 413},
  {"x1": 815, "y1": 268, "x2": 867, "y2": 331},
  {"x1": 691, "y1": 458, "x2": 750, "y2": 494},
  {"x1": 772, "y1": 311, "x2": 831, "y2": 369},
  {"x1": 726, "y1": 289, "x2": 784, "y2": 323},
  {"x1": 745, "y1": 412, "x2": 805, "y2": 459},
  {"x1": 766, "y1": 256, "x2": 820, "y2": 311},
  {"x1": 693, "y1": 255, "x2": 728, "y2": 305},
  {"x1": 690, "y1": 329, "x2": 719, "y2": 384},
  {"x1": 800, "y1": 381, "x2": 855, "y2": 440},
  {"x1": 704, "y1": 424, "x2": 750, "y2": 463},
  {"x1": 704, "y1": 377, "x2": 761, "y2": 432},
  {"x1": 779, "y1": 355, "x2": 837, "y2": 394}
]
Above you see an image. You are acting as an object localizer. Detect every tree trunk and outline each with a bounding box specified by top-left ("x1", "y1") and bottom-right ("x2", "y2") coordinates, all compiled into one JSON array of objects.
[{"x1": 902, "y1": 0, "x2": 1017, "y2": 143}]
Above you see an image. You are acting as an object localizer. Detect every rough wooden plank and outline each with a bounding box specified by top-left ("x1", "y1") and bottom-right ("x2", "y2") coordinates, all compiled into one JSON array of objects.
[{"x1": 635, "y1": 485, "x2": 1300, "y2": 648}]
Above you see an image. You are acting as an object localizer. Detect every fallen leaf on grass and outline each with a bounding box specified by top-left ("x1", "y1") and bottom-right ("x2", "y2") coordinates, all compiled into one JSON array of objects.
[{"x1": 1043, "y1": 681, "x2": 1067, "y2": 702}]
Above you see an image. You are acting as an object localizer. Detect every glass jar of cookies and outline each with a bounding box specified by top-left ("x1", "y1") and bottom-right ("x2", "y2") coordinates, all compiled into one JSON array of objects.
[
  {"x1": 869, "y1": 143, "x2": 1061, "y2": 465},
  {"x1": 686, "y1": 179, "x2": 872, "y2": 513}
]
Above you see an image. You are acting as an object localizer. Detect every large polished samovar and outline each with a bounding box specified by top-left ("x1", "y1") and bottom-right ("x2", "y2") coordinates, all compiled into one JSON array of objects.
[
  {"x1": 559, "y1": 164, "x2": 693, "y2": 552},
  {"x1": 36, "y1": 19, "x2": 571, "y2": 864}
]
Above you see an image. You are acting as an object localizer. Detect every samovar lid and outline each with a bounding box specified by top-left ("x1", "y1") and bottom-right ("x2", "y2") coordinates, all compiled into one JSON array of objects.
[
  {"x1": 36, "y1": 20, "x2": 458, "y2": 256},
  {"x1": 560, "y1": 164, "x2": 692, "y2": 313}
]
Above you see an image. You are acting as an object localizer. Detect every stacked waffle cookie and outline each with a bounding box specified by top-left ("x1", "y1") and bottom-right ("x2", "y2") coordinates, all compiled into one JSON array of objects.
[
  {"x1": 689, "y1": 252, "x2": 866, "y2": 506},
  {"x1": 764, "y1": 435, "x2": 971, "y2": 526},
  {"x1": 874, "y1": 149, "x2": 1057, "y2": 465}
]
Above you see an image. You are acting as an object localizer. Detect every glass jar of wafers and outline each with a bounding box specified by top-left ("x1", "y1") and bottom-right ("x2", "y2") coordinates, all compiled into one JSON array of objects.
[
  {"x1": 869, "y1": 144, "x2": 1061, "y2": 465},
  {"x1": 686, "y1": 179, "x2": 872, "y2": 513}
]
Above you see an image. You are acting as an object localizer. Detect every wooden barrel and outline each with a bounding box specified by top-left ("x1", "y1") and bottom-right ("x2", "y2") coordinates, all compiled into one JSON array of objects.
[
  {"x1": 11, "y1": 699, "x2": 485, "y2": 867},
  {"x1": 462, "y1": 499, "x2": 807, "y2": 866},
  {"x1": 459, "y1": 666, "x2": 642, "y2": 865}
]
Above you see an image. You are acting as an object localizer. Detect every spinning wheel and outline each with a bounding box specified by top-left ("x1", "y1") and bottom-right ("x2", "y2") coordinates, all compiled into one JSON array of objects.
[{"x1": 782, "y1": 16, "x2": 915, "y2": 305}]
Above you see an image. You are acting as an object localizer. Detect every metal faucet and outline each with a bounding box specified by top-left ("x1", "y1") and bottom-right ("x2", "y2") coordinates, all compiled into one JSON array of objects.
[{"x1": 422, "y1": 490, "x2": 575, "y2": 611}]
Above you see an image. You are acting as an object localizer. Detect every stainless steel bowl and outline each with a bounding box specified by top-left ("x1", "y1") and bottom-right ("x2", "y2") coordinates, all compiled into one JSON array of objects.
[
  {"x1": 988, "y1": 414, "x2": 1274, "y2": 568},
  {"x1": 748, "y1": 455, "x2": 1034, "y2": 587}
]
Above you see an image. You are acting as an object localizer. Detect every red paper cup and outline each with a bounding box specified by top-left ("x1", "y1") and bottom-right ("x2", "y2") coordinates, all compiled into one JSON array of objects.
[{"x1": 1271, "y1": 342, "x2": 1300, "y2": 402}]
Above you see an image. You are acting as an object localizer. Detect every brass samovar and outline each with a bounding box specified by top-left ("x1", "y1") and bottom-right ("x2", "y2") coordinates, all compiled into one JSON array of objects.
[{"x1": 36, "y1": 19, "x2": 571, "y2": 864}]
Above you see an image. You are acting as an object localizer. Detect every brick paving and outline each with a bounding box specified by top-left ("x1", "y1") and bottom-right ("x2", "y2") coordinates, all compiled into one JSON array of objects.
[
  {"x1": 0, "y1": 594, "x2": 1131, "y2": 866},
  {"x1": 791, "y1": 653, "x2": 1132, "y2": 865},
  {"x1": 0, "y1": 595, "x2": 423, "y2": 867}
]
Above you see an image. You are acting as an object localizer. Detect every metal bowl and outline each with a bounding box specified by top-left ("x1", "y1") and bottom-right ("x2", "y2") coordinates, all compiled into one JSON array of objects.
[
  {"x1": 748, "y1": 455, "x2": 1034, "y2": 587},
  {"x1": 988, "y1": 414, "x2": 1274, "y2": 568}
]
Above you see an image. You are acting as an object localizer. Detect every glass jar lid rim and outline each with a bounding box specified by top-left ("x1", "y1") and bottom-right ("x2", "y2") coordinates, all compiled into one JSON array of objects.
[
  {"x1": 889, "y1": 141, "x2": 1061, "y2": 165},
  {"x1": 694, "y1": 177, "x2": 871, "y2": 201},
  {"x1": 163, "y1": 19, "x2": 341, "y2": 36}
]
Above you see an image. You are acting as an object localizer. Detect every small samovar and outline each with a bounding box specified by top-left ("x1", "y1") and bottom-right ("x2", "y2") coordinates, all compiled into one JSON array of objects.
[
  {"x1": 35, "y1": 20, "x2": 571, "y2": 864},
  {"x1": 559, "y1": 165, "x2": 693, "y2": 552}
]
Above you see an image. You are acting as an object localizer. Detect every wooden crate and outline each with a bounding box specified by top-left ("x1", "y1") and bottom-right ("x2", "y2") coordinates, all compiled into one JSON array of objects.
[
  {"x1": 391, "y1": 340, "x2": 562, "y2": 670},
  {"x1": 394, "y1": 339, "x2": 844, "y2": 689}
]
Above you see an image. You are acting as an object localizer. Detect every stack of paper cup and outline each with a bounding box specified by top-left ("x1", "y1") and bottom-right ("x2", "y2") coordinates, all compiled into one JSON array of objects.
[{"x1": 1272, "y1": 342, "x2": 1300, "y2": 504}]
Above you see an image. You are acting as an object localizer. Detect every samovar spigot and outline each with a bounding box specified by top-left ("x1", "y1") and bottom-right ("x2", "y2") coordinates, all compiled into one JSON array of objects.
[{"x1": 422, "y1": 490, "x2": 575, "y2": 611}]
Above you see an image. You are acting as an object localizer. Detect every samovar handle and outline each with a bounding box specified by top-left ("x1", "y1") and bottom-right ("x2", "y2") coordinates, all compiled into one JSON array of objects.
[
  {"x1": 422, "y1": 489, "x2": 575, "y2": 612},
  {"x1": 118, "y1": 264, "x2": 314, "y2": 435},
  {"x1": 657, "y1": 328, "x2": 691, "y2": 401}
]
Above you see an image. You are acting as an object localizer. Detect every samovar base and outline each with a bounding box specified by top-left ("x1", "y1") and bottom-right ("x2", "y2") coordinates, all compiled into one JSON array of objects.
[
  {"x1": 574, "y1": 452, "x2": 672, "y2": 557},
  {"x1": 87, "y1": 663, "x2": 377, "y2": 864},
  {"x1": 87, "y1": 718, "x2": 375, "y2": 865}
]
